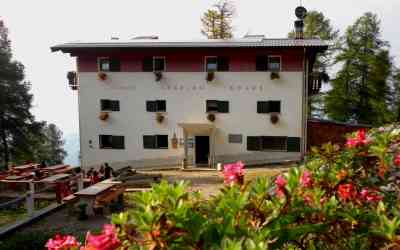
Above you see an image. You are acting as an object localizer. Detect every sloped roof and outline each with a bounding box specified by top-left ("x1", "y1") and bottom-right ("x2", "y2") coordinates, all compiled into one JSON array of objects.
[{"x1": 51, "y1": 38, "x2": 330, "y2": 53}]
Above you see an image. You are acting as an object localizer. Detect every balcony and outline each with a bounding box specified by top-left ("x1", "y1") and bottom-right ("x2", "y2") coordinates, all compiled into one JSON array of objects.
[{"x1": 308, "y1": 72, "x2": 323, "y2": 96}]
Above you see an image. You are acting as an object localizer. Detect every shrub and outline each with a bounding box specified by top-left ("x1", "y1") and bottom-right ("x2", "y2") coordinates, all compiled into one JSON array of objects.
[{"x1": 48, "y1": 125, "x2": 400, "y2": 249}]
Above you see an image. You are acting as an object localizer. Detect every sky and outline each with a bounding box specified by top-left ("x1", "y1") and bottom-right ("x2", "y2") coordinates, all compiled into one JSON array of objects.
[{"x1": 2, "y1": 0, "x2": 400, "y2": 136}]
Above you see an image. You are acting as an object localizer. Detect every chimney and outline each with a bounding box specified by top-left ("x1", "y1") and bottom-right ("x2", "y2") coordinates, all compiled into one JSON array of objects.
[{"x1": 294, "y1": 20, "x2": 304, "y2": 39}]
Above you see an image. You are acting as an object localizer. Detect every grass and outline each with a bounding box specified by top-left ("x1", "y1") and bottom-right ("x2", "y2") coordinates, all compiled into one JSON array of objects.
[{"x1": 0, "y1": 199, "x2": 53, "y2": 227}]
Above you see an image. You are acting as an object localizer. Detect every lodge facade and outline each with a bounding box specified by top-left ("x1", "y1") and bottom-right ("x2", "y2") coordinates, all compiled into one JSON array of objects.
[{"x1": 52, "y1": 36, "x2": 328, "y2": 169}]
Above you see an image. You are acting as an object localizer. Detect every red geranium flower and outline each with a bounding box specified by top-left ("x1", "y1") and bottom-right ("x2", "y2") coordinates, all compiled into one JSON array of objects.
[
  {"x1": 360, "y1": 188, "x2": 383, "y2": 203},
  {"x1": 394, "y1": 154, "x2": 400, "y2": 167},
  {"x1": 337, "y1": 183, "x2": 357, "y2": 202},
  {"x1": 346, "y1": 129, "x2": 369, "y2": 148},
  {"x1": 300, "y1": 170, "x2": 313, "y2": 188},
  {"x1": 46, "y1": 234, "x2": 79, "y2": 250},
  {"x1": 84, "y1": 224, "x2": 120, "y2": 250}
]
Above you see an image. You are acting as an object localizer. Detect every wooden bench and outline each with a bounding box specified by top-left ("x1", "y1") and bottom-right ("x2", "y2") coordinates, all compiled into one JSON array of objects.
[{"x1": 63, "y1": 194, "x2": 78, "y2": 203}]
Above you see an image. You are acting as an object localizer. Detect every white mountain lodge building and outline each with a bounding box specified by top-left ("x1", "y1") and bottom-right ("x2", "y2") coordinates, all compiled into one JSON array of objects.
[{"x1": 52, "y1": 35, "x2": 328, "y2": 170}]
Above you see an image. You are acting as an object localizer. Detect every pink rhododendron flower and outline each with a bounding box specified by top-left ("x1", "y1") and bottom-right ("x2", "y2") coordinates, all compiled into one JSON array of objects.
[
  {"x1": 84, "y1": 224, "x2": 120, "y2": 250},
  {"x1": 275, "y1": 187, "x2": 286, "y2": 199},
  {"x1": 338, "y1": 183, "x2": 357, "y2": 202},
  {"x1": 360, "y1": 188, "x2": 383, "y2": 203},
  {"x1": 300, "y1": 170, "x2": 313, "y2": 188},
  {"x1": 275, "y1": 175, "x2": 287, "y2": 188},
  {"x1": 346, "y1": 129, "x2": 369, "y2": 148},
  {"x1": 223, "y1": 161, "x2": 245, "y2": 185},
  {"x1": 394, "y1": 154, "x2": 400, "y2": 167},
  {"x1": 46, "y1": 234, "x2": 79, "y2": 250}
]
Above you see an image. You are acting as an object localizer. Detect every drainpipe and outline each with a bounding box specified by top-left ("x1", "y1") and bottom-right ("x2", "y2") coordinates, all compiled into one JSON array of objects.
[{"x1": 302, "y1": 48, "x2": 308, "y2": 162}]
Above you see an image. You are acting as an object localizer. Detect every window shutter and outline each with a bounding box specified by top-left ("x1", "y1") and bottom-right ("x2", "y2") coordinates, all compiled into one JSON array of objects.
[
  {"x1": 143, "y1": 136, "x2": 156, "y2": 149},
  {"x1": 247, "y1": 136, "x2": 261, "y2": 151},
  {"x1": 287, "y1": 137, "x2": 301, "y2": 152},
  {"x1": 268, "y1": 101, "x2": 281, "y2": 113},
  {"x1": 217, "y1": 56, "x2": 230, "y2": 71},
  {"x1": 111, "y1": 101, "x2": 120, "y2": 111},
  {"x1": 256, "y1": 56, "x2": 268, "y2": 71},
  {"x1": 143, "y1": 57, "x2": 153, "y2": 72},
  {"x1": 206, "y1": 100, "x2": 218, "y2": 112},
  {"x1": 218, "y1": 101, "x2": 229, "y2": 113},
  {"x1": 156, "y1": 135, "x2": 169, "y2": 149},
  {"x1": 99, "y1": 135, "x2": 113, "y2": 148},
  {"x1": 154, "y1": 58, "x2": 165, "y2": 71},
  {"x1": 262, "y1": 136, "x2": 287, "y2": 151},
  {"x1": 112, "y1": 136, "x2": 125, "y2": 149},
  {"x1": 257, "y1": 101, "x2": 269, "y2": 114},
  {"x1": 101, "y1": 100, "x2": 112, "y2": 111},
  {"x1": 156, "y1": 100, "x2": 166, "y2": 112},
  {"x1": 109, "y1": 58, "x2": 121, "y2": 72},
  {"x1": 146, "y1": 101, "x2": 157, "y2": 112}
]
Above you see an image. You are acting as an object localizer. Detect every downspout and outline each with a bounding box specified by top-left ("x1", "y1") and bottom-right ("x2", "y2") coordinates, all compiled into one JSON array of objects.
[
  {"x1": 302, "y1": 48, "x2": 308, "y2": 162},
  {"x1": 76, "y1": 56, "x2": 83, "y2": 169}
]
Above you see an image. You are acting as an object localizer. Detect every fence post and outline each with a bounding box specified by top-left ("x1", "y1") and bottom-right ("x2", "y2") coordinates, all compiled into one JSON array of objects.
[{"x1": 26, "y1": 182, "x2": 35, "y2": 217}]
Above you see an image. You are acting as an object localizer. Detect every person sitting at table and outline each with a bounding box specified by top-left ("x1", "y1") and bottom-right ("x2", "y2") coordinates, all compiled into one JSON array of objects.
[
  {"x1": 87, "y1": 167, "x2": 94, "y2": 178},
  {"x1": 104, "y1": 162, "x2": 114, "y2": 180},
  {"x1": 99, "y1": 165, "x2": 105, "y2": 176},
  {"x1": 91, "y1": 170, "x2": 100, "y2": 184}
]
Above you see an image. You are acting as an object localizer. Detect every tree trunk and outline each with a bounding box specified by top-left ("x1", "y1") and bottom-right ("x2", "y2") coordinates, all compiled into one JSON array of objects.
[{"x1": 0, "y1": 113, "x2": 9, "y2": 169}]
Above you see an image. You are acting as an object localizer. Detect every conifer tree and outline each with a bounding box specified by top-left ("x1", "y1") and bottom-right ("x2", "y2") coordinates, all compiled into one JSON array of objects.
[
  {"x1": 201, "y1": 1, "x2": 235, "y2": 39},
  {"x1": 325, "y1": 13, "x2": 392, "y2": 125}
]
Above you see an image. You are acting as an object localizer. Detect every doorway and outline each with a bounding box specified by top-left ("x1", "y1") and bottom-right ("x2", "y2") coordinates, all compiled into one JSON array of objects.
[{"x1": 195, "y1": 136, "x2": 210, "y2": 165}]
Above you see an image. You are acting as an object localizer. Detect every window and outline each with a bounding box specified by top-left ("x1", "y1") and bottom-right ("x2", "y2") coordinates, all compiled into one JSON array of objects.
[
  {"x1": 256, "y1": 56, "x2": 268, "y2": 71},
  {"x1": 143, "y1": 135, "x2": 169, "y2": 149},
  {"x1": 206, "y1": 100, "x2": 229, "y2": 113},
  {"x1": 100, "y1": 99, "x2": 120, "y2": 111},
  {"x1": 142, "y1": 57, "x2": 166, "y2": 72},
  {"x1": 257, "y1": 101, "x2": 281, "y2": 114},
  {"x1": 99, "y1": 135, "x2": 125, "y2": 149},
  {"x1": 205, "y1": 56, "x2": 230, "y2": 72},
  {"x1": 146, "y1": 100, "x2": 166, "y2": 112},
  {"x1": 287, "y1": 137, "x2": 301, "y2": 152},
  {"x1": 98, "y1": 58, "x2": 120, "y2": 72},
  {"x1": 247, "y1": 136, "x2": 287, "y2": 151},
  {"x1": 229, "y1": 134, "x2": 243, "y2": 144},
  {"x1": 268, "y1": 56, "x2": 281, "y2": 72}
]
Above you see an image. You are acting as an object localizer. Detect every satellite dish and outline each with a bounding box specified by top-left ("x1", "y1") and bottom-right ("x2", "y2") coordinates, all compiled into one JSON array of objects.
[{"x1": 295, "y1": 6, "x2": 307, "y2": 19}]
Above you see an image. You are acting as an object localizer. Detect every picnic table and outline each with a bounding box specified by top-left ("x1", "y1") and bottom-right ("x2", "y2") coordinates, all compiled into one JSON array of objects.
[
  {"x1": 74, "y1": 181, "x2": 120, "y2": 215},
  {"x1": 39, "y1": 174, "x2": 70, "y2": 183},
  {"x1": 42, "y1": 164, "x2": 69, "y2": 172}
]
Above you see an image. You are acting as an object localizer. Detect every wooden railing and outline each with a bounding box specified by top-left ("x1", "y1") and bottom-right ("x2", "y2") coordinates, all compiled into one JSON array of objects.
[{"x1": 308, "y1": 72, "x2": 323, "y2": 96}]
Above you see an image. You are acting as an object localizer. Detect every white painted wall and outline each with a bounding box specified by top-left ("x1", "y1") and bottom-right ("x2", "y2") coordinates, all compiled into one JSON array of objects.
[{"x1": 78, "y1": 72, "x2": 303, "y2": 169}]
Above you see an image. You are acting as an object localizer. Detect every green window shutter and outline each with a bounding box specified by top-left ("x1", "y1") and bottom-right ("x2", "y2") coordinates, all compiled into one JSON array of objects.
[
  {"x1": 99, "y1": 135, "x2": 113, "y2": 149},
  {"x1": 111, "y1": 100, "x2": 120, "y2": 111},
  {"x1": 218, "y1": 101, "x2": 229, "y2": 113},
  {"x1": 247, "y1": 136, "x2": 261, "y2": 151},
  {"x1": 143, "y1": 57, "x2": 154, "y2": 72},
  {"x1": 143, "y1": 136, "x2": 156, "y2": 149},
  {"x1": 206, "y1": 100, "x2": 218, "y2": 112},
  {"x1": 257, "y1": 101, "x2": 269, "y2": 114},
  {"x1": 146, "y1": 101, "x2": 157, "y2": 112},
  {"x1": 156, "y1": 100, "x2": 166, "y2": 112},
  {"x1": 256, "y1": 56, "x2": 268, "y2": 71},
  {"x1": 100, "y1": 99, "x2": 112, "y2": 111},
  {"x1": 112, "y1": 136, "x2": 125, "y2": 149},
  {"x1": 109, "y1": 58, "x2": 121, "y2": 72},
  {"x1": 262, "y1": 136, "x2": 287, "y2": 151},
  {"x1": 287, "y1": 137, "x2": 301, "y2": 152},
  {"x1": 217, "y1": 56, "x2": 230, "y2": 71},
  {"x1": 156, "y1": 135, "x2": 169, "y2": 149},
  {"x1": 268, "y1": 101, "x2": 281, "y2": 113}
]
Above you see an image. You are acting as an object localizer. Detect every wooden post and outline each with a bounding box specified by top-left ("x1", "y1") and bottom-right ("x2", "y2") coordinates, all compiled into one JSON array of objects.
[
  {"x1": 78, "y1": 173, "x2": 84, "y2": 191},
  {"x1": 26, "y1": 182, "x2": 35, "y2": 217}
]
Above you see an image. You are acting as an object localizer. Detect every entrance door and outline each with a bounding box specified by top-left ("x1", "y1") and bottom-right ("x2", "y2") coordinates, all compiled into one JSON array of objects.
[{"x1": 195, "y1": 136, "x2": 210, "y2": 165}]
